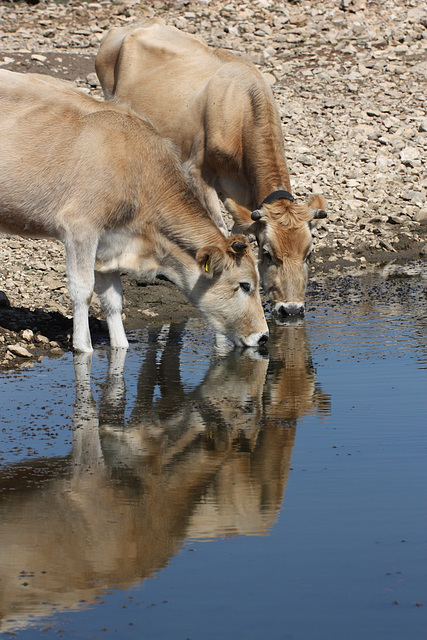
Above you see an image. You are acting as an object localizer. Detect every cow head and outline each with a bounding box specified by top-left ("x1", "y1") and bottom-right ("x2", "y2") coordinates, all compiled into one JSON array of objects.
[
  {"x1": 248, "y1": 191, "x2": 326, "y2": 317},
  {"x1": 194, "y1": 235, "x2": 269, "y2": 347}
]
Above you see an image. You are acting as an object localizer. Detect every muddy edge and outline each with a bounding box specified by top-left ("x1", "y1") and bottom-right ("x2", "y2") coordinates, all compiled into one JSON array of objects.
[{"x1": 0, "y1": 0, "x2": 426, "y2": 368}]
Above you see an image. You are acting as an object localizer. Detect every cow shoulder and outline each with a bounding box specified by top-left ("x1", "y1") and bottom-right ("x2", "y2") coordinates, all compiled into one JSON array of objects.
[{"x1": 124, "y1": 19, "x2": 209, "y2": 64}]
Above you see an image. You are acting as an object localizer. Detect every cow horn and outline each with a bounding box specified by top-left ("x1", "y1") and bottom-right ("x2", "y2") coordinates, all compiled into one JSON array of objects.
[
  {"x1": 312, "y1": 209, "x2": 327, "y2": 219},
  {"x1": 251, "y1": 209, "x2": 265, "y2": 221},
  {"x1": 231, "y1": 240, "x2": 248, "y2": 253}
]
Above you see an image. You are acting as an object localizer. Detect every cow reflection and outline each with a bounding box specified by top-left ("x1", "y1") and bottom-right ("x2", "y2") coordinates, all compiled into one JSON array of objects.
[
  {"x1": 0, "y1": 320, "x2": 329, "y2": 631},
  {"x1": 264, "y1": 320, "x2": 331, "y2": 426}
]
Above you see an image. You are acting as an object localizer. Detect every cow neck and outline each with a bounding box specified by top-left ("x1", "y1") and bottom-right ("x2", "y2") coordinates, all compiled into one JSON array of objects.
[
  {"x1": 259, "y1": 190, "x2": 295, "y2": 208},
  {"x1": 153, "y1": 201, "x2": 226, "y2": 292},
  {"x1": 249, "y1": 175, "x2": 293, "y2": 214},
  {"x1": 155, "y1": 235, "x2": 219, "y2": 295},
  {"x1": 242, "y1": 107, "x2": 292, "y2": 208},
  {"x1": 160, "y1": 204, "x2": 222, "y2": 253}
]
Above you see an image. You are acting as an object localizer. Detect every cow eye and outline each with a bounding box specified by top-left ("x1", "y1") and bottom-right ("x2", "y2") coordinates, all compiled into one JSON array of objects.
[
  {"x1": 239, "y1": 281, "x2": 251, "y2": 294},
  {"x1": 262, "y1": 245, "x2": 272, "y2": 261}
]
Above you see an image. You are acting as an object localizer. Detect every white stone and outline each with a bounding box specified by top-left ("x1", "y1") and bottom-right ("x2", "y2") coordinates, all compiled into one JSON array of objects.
[
  {"x1": 8, "y1": 344, "x2": 33, "y2": 358},
  {"x1": 400, "y1": 147, "x2": 420, "y2": 164}
]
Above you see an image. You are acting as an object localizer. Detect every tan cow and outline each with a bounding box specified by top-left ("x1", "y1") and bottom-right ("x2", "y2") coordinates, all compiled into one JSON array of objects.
[
  {"x1": 96, "y1": 19, "x2": 327, "y2": 318},
  {"x1": 0, "y1": 69, "x2": 268, "y2": 352}
]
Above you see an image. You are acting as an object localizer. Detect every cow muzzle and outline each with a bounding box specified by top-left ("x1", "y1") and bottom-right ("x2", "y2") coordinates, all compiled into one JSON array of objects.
[
  {"x1": 239, "y1": 330, "x2": 269, "y2": 348},
  {"x1": 273, "y1": 302, "x2": 305, "y2": 317}
]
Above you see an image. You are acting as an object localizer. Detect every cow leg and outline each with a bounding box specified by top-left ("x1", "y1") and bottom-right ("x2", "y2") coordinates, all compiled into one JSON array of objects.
[
  {"x1": 65, "y1": 237, "x2": 97, "y2": 353},
  {"x1": 184, "y1": 160, "x2": 229, "y2": 236},
  {"x1": 94, "y1": 270, "x2": 129, "y2": 349},
  {"x1": 204, "y1": 184, "x2": 229, "y2": 236}
]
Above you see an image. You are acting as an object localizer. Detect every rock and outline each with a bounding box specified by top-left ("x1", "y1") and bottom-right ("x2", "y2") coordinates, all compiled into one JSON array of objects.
[
  {"x1": 21, "y1": 329, "x2": 34, "y2": 342},
  {"x1": 400, "y1": 146, "x2": 420, "y2": 166},
  {"x1": 0, "y1": 56, "x2": 15, "y2": 66},
  {"x1": 407, "y1": 8, "x2": 427, "y2": 22},
  {"x1": 7, "y1": 344, "x2": 33, "y2": 358},
  {"x1": 411, "y1": 61, "x2": 427, "y2": 77},
  {"x1": 376, "y1": 151, "x2": 389, "y2": 171},
  {"x1": 141, "y1": 309, "x2": 159, "y2": 318},
  {"x1": 86, "y1": 72, "x2": 99, "y2": 88},
  {"x1": 49, "y1": 347, "x2": 64, "y2": 356},
  {"x1": 30, "y1": 54, "x2": 47, "y2": 63},
  {"x1": 402, "y1": 191, "x2": 426, "y2": 206},
  {"x1": 414, "y1": 209, "x2": 427, "y2": 223}
]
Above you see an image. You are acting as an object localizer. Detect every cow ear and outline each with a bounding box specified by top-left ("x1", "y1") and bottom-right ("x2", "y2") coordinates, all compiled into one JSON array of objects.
[
  {"x1": 312, "y1": 209, "x2": 327, "y2": 219},
  {"x1": 223, "y1": 201, "x2": 262, "y2": 234},
  {"x1": 308, "y1": 193, "x2": 327, "y2": 220},
  {"x1": 196, "y1": 246, "x2": 226, "y2": 278}
]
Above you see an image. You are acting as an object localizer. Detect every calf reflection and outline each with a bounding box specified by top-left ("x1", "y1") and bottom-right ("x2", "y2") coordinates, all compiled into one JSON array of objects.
[{"x1": 0, "y1": 320, "x2": 329, "y2": 631}]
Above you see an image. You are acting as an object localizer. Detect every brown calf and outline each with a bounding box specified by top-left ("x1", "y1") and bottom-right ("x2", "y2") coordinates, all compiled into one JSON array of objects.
[{"x1": 0, "y1": 70, "x2": 268, "y2": 352}]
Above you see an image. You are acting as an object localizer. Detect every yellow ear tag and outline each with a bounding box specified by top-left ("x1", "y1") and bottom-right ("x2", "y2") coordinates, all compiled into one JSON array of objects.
[{"x1": 205, "y1": 257, "x2": 211, "y2": 273}]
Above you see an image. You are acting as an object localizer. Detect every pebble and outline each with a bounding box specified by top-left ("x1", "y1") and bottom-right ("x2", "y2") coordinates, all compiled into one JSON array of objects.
[
  {"x1": 21, "y1": 329, "x2": 34, "y2": 342},
  {"x1": 7, "y1": 344, "x2": 33, "y2": 358}
]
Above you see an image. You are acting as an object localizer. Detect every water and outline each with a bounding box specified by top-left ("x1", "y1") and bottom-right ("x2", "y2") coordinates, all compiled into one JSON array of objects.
[{"x1": 0, "y1": 267, "x2": 426, "y2": 639}]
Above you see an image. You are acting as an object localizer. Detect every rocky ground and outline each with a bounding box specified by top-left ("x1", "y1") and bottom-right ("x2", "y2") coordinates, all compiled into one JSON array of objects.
[{"x1": 0, "y1": 0, "x2": 426, "y2": 368}]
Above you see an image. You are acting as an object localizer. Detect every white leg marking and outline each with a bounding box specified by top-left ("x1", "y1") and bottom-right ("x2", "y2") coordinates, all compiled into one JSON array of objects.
[
  {"x1": 95, "y1": 270, "x2": 129, "y2": 349},
  {"x1": 66, "y1": 238, "x2": 98, "y2": 353}
]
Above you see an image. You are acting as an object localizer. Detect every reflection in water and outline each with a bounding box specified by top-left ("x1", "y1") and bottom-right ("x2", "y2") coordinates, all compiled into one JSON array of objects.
[{"x1": 0, "y1": 320, "x2": 329, "y2": 632}]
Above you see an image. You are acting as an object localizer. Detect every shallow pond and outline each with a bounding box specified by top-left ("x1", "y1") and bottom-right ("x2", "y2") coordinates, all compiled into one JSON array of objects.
[{"x1": 0, "y1": 264, "x2": 426, "y2": 640}]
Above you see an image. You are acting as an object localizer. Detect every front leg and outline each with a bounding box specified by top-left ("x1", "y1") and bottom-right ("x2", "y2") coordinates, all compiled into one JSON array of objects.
[{"x1": 183, "y1": 158, "x2": 229, "y2": 237}]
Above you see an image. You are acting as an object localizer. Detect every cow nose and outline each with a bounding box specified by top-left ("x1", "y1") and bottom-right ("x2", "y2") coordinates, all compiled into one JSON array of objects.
[
  {"x1": 274, "y1": 302, "x2": 305, "y2": 317},
  {"x1": 258, "y1": 332, "x2": 269, "y2": 345}
]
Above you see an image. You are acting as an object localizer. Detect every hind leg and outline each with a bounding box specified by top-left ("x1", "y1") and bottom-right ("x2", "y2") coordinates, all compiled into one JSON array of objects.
[
  {"x1": 95, "y1": 270, "x2": 129, "y2": 349},
  {"x1": 65, "y1": 237, "x2": 97, "y2": 352}
]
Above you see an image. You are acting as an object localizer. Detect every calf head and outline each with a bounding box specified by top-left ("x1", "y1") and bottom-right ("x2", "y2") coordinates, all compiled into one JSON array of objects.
[
  {"x1": 194, "y1": 235, "x2": 268, "y2": 347},
  {"x1": 249, "y1": 192, "x2": 326, "y2": 317}
]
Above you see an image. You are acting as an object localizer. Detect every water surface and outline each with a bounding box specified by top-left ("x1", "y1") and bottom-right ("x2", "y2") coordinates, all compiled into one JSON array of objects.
[{"x1": 0, "y1": 266, "x2": 426, "y2": 639}]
